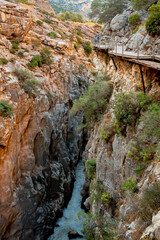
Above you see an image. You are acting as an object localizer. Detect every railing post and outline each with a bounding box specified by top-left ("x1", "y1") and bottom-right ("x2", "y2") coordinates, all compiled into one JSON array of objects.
[
  {"x1": 152, "y1": 42, "x2": 155, "y2": 60},
  {"x1": 116, "y1": 39, "x2": 117, "y2": 54},
  {"x1": 122, "y1": 43, "x2": 124, "y2": 56},
  {"x1": 137, "y1": 44, "x2": 139, "y2": 59}
]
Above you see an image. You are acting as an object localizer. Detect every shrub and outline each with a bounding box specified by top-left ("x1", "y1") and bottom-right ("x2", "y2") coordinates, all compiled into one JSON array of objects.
[
  {"x1": 40, "y1": 47, "x2": 52, "y2": 65},
  {"x1": 100, "y1": 121, "x2": 115, "y2": 142},
  {"x1": 74, "y1": 43, "x2": 78, "y2": 51},
  {"x1": 131, "y1": 0, "x2": 154, "y2": 10},
  {"x1": 0, "y1": 58, "x2": 8, "y2": 65},
  {"x1": 56, "y1": 29, "x2": 66, "y2": 39},
  {"x1": 10, "y1": 48, "x2": 16, "y2": 54},
  {"x1": 140, "y1": 102, "x2": 160, "y2": 140},
  {"x1": 134, "y1": 163, "x2": 146, "y2": 176},
  {"x1": 15, "y1": 0, "x2": 30, "y2": 4},
  {"x1": 0, "y1": 100, "x2": 13, "y2": 117},
  {"x1": 77, "y1": 77, "x2": 87, "y2": 87},
  {"x1": 18, "y1": 51, "x2": 24, "y2": 57},
  {"x1": 77, "y1": 36, "x2": 82, "y2": 44},
  {"x1": 129, "y1": 14, "x2": 141, "y2": 29},
  {"x1": 39, "y1": 9, "x2": 50, "y2": 15},
  {"x1": 85, "y1": 158, "x2": 96, "y2": 179},
  {"x1": 90, "y1": 70, "x2": 98, "y2": 76},
  {"x1": 27, "y1": 55, "x2": 42, "y2": 68},
  {"x1": 76, "y1": 30, "x2": 84, "y2": 38},
  {"x1": 71, "y1": 81, "x2": 113, "y2": 128},
  {"x1": 43, "y1": 18, "x2": 53, "y2": 24},
  {"x1": 47, "y1": 31, "x2": 57, "y2": 38},
  {"x1": 122, "y1": 177, "x2": 138, "y2": 193},
  {"x1": 78, "y1": 211, "x2": 116, "y2": 240},
  {"x1": 9, "y1": 58, "x2": 16, "y2": 63},
  {"x1": 82, "y1": 41, "x2": 92, "y2": 57},
  {"x1": 146, "y1": 2, "x2": 160, "y2": 37},
  {"x1": 36, "y1": 20, "x2": 43, "y2": 25},
  {"x1": 15, "y1": 69, "x2": 40, "y2": 96},
  {"x1": 138, "y1": 183, "x2": 160, "y2": 222},
  {"x1": 113, "y1": 92, "x2": 153, "y2": 135}
]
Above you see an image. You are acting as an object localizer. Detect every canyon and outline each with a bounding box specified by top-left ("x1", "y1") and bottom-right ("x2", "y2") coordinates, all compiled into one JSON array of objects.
[{"x1": 0, "y1": 0, "x2": 160, "y2": 239}]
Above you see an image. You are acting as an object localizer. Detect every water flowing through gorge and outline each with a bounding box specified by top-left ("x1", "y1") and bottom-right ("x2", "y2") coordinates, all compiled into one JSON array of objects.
[{"x1": 48, "y1": 161, "x2": 85, "y2": 240}]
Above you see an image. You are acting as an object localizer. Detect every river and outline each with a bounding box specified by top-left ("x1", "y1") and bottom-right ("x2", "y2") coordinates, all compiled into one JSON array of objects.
[{"x1": 48, "y1": 161, "x2": 85, "y2": 240}]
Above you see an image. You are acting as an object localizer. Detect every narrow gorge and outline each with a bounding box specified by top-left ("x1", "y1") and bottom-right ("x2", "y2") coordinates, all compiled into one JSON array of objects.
[{"x1": 0, "y1": 0, "x2": 160, "y2": 239}]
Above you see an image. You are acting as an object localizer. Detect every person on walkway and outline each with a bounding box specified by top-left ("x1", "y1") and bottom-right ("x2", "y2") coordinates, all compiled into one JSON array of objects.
[{"x1": 97, "y1": 34, "x2": 99, "y2": 42}]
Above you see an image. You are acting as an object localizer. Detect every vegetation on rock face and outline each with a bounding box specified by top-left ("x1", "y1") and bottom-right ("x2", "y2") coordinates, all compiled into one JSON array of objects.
[
  {"x1": 122, "y1": 177, "x2": 138, "y2": 192},
  {"x1": 47, "y1": 31, "x2": 57, "y2": 38},
  {"x1": 15, "y1": 69, "x2": 41, "y2": 96},
  {"x1": 138, "y1": 183, "x2": 160, "y2": 223},
  {"x1": 27, "y1": 47, "x2": 52, "y2": 68},
  {"x1": 0, "y1": 58, "x2": 8, "y2": 65},
  {"x1": 85, "y1": 158, "x2": 96, "y2": 179},
  {"x1": 131, "y1": 0, "x2": 155, "y2": 10},
  {"x1": 10, "y1": 40, "x2": 19, "y2": 54},
  {"x1": 36, "y1": 20, "x2": 43, "y2": 25},
  {"x1": 82, "y1": 41, "x2": 92, "y2": 57},
  {"x1": 57, "y1": 11, "x2": 84, "y2": 22},
  {"x1": 78, "y1": 211, "x2": 116, "y2": 240},
  {"x1": 129, "y1": 14, "x2": 141, "y2": 29},
  {"x1": 0, "y1": 100, "x2": 13, "y2": 117},
  {"x1": 146, "y1": 1, "x2": 160, "y2": 37},
  {"x1": 89, "y1": 0, "x2": 126, "y2": 23},
  {"x1": 71, "y1": 81, "x2": 113, "y2": 129},
  {"x1": 100, "y1": 121, "x2": 115, "y2": 142},
  {"x1": 113, "y1": 92, "x2": 153, "y2": 135}
]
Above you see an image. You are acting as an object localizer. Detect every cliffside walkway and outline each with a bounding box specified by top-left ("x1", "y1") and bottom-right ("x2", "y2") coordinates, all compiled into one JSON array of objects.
[{"x1": 93, "y1": 39, "x2": 160, "y2": 71}]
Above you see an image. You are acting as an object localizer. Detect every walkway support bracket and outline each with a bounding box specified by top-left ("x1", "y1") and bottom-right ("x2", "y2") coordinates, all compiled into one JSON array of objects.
[
  {"x1": 111, "y1": 56, "x2": 117, "y2": 71},
  {"x1": 139, "y1": 64, "x2": 146, "y2": 93}
]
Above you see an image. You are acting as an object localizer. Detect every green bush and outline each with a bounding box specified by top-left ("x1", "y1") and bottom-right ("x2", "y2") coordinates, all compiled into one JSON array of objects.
[
  {"x1": 129, "y1": 14, "x2": 141, "y2": 29},
  {"x1": 100, "y1": 121, "x2": 115, "y2": 142},
  {"x1": 0, "y1": 100, "x2": 13, "y2": 117},
  {"x1": 77, "y1": 77, "x2": 87, "y2": 87},
  {"x1": 18, "y1": 51, "x2": 24, "y2": 57},
  {"x1": 74, "y1": 43, "x2": 78, "y2": 51},
  {"x1": 43, "y1": 18, "x2": 53, "y2": 24},
  {"x1": 138, "y1": 183, "x2": 160, "y2": 222},
  {"x1": 146, "y1": 2, "x2": 160, "y2": 37},
  {"x1": 10, "y1": 48, "x2": 16, "y2": 54},
  {"x1": 76, "y1": 30, "x2": 84, "y2": 38},
  {"x1": 57, "y1": 11, "x2": 84, "y2": 23},
  {"x1": 32, "y1": 40, "x2": 40, "y2": 48},
  {"x1": 10, "y1": 40, "x2": 19, "y2": 54},
  {"x1": 56, "y1": 29, "x2": 66, "y2": 39},
  {"x1": 15, "y1": 0, "x2": 30, "y2": 4},
  {"x1": 134, "y1": 163, "x2": 146, "y2": 176},
  {"x1": 15, "y1": 69, "x2": 40, "y2": 96},
  {"x1": 71, "y1": 81, "x2": 113, "y2": 128},
  {"x1": 77, "y1": 36, "x2": 82, "y2": 44},
  {"x1": 36, "y1": 20, "x2": 43, "y2": 25},
  {"x1": 78, "y1": 211, "x2": 116, "y2": 240},
  {"x1": 131, "y1": 0, "x2": 154, "y2": 10},
  {"x1": 140, "y1": 102, "x2": 160, "y2": 140},
  {"x1": 113, "y1": 92, "x2": 153, "y2": 135},
  {"x1": 85, "y1": 158, "x2": 96, "y2": 179},
  {"x1": 0, "y1": 58, "x2": 8, "y2": 65},
  {"x1": 122, "y1": 177, "x2": 138, "y2": 193},
  {"x1": 47, "y1": 31, "x2": 57, "y2": 38},
  {"x1": 82, "y1": 41, "x2": 92, "y2": 57},
  {"x1": 40, "y1": 47, "x2": 52, "y2": 65},
  {"x1": 27, "y1": 55, "x2": 42, "y2": 68},
  {"x1": 9, "y1": 58, "x2": 16, "y2": 63}
]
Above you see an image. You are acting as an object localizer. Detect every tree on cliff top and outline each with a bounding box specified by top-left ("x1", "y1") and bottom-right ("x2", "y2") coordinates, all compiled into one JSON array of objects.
[
  {"x1": 88, "y1": 0, "x2": 126, "y2": 23},
  {"x1": 131, "y1": 0, "x2": 158, "y2": 10}
]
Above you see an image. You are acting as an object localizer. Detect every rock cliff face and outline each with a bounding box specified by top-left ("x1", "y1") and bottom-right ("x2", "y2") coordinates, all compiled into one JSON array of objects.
[
  {"x1": 0, "y1": 0, "x2": 97, "y2": 239},
  {"x1": 84, "y1": 53, "x2": 160, "y2": 239}
]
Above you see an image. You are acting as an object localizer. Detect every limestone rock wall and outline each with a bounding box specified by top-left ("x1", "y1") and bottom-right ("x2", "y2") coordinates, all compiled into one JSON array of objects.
[
  {"x1": 84, "y1": 54, "x2": 160, "y2": 239},
  {"x1": 0, "y1": 0, "x2": 97, "y2": 239}
]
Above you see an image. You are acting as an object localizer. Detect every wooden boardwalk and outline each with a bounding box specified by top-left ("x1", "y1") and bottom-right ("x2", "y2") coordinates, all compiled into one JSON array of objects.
[{"x1": 93, "y1": 43, "x2": 160, "y2": 71}]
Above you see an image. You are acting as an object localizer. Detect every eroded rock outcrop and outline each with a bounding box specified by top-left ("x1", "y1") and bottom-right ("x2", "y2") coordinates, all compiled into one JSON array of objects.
[{"x1": 0, "y1": 0, "x2": 97, "y2": 239}]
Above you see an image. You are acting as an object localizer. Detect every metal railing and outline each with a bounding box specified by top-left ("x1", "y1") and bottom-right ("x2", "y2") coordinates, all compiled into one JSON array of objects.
[{"x1": 92, "y1": 37, "x2": 158, "y2": 60}]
